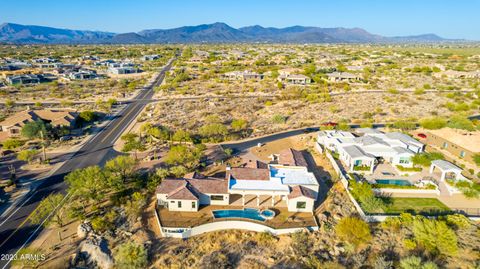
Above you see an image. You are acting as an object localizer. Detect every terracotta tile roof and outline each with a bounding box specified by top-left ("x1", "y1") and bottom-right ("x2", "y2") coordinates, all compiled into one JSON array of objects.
[
  {"x1": 156, "y1": 177, "x2": 229, "y2": 199},
  {"x1": 278, "y1": 148, "x2": 308, "y2": 167},
  {"x1": 245, "y1": 160, "x2": 269, "y2": 169},
  {"x1": 0, "y1": 109, "x2": 77, "y2": 128},
  {"x1": 226, "y1": 167, "x2": 270, "y2": 181},
  {"x1": 167, "y1": 184, "x2": 198, "y2": 200},
  {"x1": 288, "y1": 185, "x2": 316, "y2": 200}
]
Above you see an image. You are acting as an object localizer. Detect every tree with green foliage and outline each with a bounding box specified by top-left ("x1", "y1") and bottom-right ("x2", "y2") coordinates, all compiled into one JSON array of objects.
[
  {"x1": 172, "y1": 129, "x2": 191, "y2": 143},
  {"x1": 21, "y1": 120, "x2": 51, "y2": 139},
  {"x1": 124, "y1": 192, "x2": 146, "y2": 221},
  {"x1": 199, "y1": 123, "x2": 228, "y2": 142},
  {"x1": 147, "y1": 168, "x2": 169, "y2": 191},
  {"x1": 412, "y1": 217, "x2": 458, "y2": 256},
  {"x1": 105, "y1": 155, "x2": 138, "y2": 189},
  {"x1": 79, "y1": 110, "x2": 96, "y2": 123},
  {"x1": 419, "y1": 117, "x2": 447, "y2": 130},
  {"x1": 169, "y1": 165, "x2": 188, "y2": 178},
  {"x1": 121, "y1": 133, "x2": 145, "y2": 158},
  {"x1": 114, "y1": 242, "x2": 148, "y2": 269},
  {"x1": 65, "y1": 166, "x2": 107, "y2": 204},
  {"x1": 165, "y1": 144, "x2": 204, "y2": 169},
  {"x1": 30, "y1": 193, "x2": 66, "y2": 227},
  {"x1": 335, "y1": 217, "x2": 372, "y2": 249},
  {"x1": 17, "y1": 149, "x2": 38, "y2": 164}
]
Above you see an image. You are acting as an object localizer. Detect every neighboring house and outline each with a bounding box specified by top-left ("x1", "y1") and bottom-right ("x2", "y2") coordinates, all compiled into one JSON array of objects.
[
  {"x1": 326, "y1": 72, "x2": 362, "y2": 82},
  {"x1": 33, "y1": 57, "x2": 58, "y2": 64},
  {"x1": 6, "y1": 74, "x2": 41, "y2": 85},
  {"x1": 106, "y1": 62, "x2": 141, "y2": 75},
  {"x1": 156, "y1": 148, "x2": 319, "y2": 213},
  {"x1": 223, "y1": 70, "x2": 263, "y2": 80},
  {"x1": 141, "y1": 54, "x2": 161, "y2": 61},
  {"x1": 0, "y1": 109, "x2": 78, "y2": 138},
  {"x1": 67, "y1": 69, "x2": 98, "y2": 80},
  {"x1": 95, "y1": 59, "x2": 116, "y2": 66},
  {"x1": 425, "y1": 128, "x2": 480, "y2": 166},
  {"x1": 277, "y1": 74, "x2": 311, "y2": 85},
  {"x1": 317, "y1": 128, "x2": 424, "y2": 173}
]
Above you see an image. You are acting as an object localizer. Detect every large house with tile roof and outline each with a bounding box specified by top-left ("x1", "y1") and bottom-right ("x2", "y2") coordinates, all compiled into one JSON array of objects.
[
  {"x1": 156, "y1": 148, "x2": 319, "y2": 213},
  {"x1": 0, "y1": 109, "x2": 78, "y2": 139}
]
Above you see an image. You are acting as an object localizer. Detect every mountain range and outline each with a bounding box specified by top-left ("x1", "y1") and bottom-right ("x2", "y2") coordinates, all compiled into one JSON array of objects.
[{"x1": 0, "y1": 22, "x2": 458, "y2": 44}]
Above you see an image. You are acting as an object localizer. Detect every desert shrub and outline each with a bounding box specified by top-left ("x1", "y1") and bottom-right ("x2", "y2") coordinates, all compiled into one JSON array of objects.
[
  {"x1": 399, "y1": 256, "x2": 438, "y2": 269},
  {"x1": 200, "y1": 250, "x2": 232, "y2": 269},
  {"x1": 2, "y1": 139, "x2": 24, "y2": 149},
  {"x1": 412, "y1": 217, "x2": 458, "y2": 256},
  {"x1": 419, "y1": 117, "x2": 447, "y2": 129},
  {"x1": 381, "y1": 216, "x2": 402, "y2": 231},
  {"x1": 443, "y1": 214, "x2": 471, "y2": 229},
  {"x1": 291, "y1": 231, "x2": 311, "y2": 256},
  {"x1": 335, "y1": 217, "x2": 372, "y2": 248},
  {"x1": 403, "y1": 239, "x2": 417, "y2": 250},
  {"x1": 271, "y1": 114, "x2": 287, "y2": 124},
  {"x1": 114, "y1": 242, "x2": 148, "y2": 269},
  {"x1": 91, "y1": 215, "x2": 112, "y2": 232},
  {"x1": 255, "y1": 231, "x2": 276, "y2": 247}
]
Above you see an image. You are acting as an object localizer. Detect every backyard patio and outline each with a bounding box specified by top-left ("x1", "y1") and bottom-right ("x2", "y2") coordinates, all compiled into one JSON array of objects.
[{"x1": 157, "y1": 204, "x2": 317, "y2": 229}]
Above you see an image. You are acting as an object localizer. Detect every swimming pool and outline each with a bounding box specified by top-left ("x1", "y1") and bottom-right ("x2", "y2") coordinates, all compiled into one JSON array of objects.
[
  {"x1": 375, "y1": 179, "x2": 412, "y2": 186},
  {"x1": 212, "y1": 208, "x2": 266, "y2": 222}
]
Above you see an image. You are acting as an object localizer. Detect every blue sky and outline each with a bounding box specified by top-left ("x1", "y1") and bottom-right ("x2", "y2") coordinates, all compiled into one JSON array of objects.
[{"x1": 2, "y1": 0, "x2": 479, "y2": 40}]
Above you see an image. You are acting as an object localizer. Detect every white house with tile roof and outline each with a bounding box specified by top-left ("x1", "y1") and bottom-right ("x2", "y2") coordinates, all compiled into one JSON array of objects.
[{"x1": 156, "y1": 148, "x2": 319, "y2": 212}]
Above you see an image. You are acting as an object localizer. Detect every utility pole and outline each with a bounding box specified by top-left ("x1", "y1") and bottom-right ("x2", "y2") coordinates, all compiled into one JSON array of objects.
[{"x1": 40, "y1": 130, "x2": 47, "y2": 163}]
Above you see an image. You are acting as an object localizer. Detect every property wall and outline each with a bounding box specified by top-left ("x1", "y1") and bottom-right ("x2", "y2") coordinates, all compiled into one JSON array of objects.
[
  {"x1": 287, "y1": 197, "x2": 314, "y2": 212},
  {"x1": 426, "y1": 132, "x2": 475, "y2": 164},
  {"x1": 161, "y1": 220, "x2": 319, "y2": 239}
]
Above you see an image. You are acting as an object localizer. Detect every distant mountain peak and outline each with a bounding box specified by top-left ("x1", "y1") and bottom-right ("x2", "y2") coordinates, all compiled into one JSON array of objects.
[{"x1": 0, "y1": 22, "x2": 457, "y2": 44}]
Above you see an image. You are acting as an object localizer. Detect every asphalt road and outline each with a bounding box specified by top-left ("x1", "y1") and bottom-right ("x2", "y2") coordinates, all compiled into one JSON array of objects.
[
  {"x1": 221, "y1": 114, "x2": 480, "y2": 153},
  {"x1": 0, "y1": 59, "x2": 174, "y2": 269}
]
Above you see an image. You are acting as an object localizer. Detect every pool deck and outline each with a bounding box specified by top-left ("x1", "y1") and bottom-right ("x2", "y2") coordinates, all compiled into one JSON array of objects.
[{"x1": 157, "y1": 205, "x2": 317, "y2": 229}]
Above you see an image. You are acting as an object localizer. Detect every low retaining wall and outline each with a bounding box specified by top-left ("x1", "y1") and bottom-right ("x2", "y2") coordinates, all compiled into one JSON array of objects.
[
  {"x1": 160, "y1": 220, "x2": 318, "y2": 239},
  {"x1": 373, "y1": 188, "x2": 440, "y2": 196}
]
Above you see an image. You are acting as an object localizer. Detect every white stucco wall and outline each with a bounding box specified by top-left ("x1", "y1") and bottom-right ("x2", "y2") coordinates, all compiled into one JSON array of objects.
[
  {"x1": 287, "y1": 197, "x2": 314, "y2": 212},
  {"x1": 166, "y1": 199, "x2": 198, "y2": 212},
  {"x1": 161, "y1": 220, "x2": 319, "y2": 238}
]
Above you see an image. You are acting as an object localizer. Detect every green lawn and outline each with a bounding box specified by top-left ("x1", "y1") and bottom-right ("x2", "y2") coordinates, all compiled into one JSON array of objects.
[{"x1": 380, "y1": 197, "x2": 450, "y2": 214}]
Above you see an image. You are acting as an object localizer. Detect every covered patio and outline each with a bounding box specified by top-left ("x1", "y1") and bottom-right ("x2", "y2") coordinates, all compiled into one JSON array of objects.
[{"x1": 429, "y1": 160, "x2": 463, "y2": 181}]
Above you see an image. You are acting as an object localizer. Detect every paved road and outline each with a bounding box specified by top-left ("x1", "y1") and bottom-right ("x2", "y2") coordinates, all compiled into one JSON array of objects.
[
  {"x1": 221, "y1": 113, "x2": 480, "y2": 153},
  {"x1": 0, "y1": 58, "x2": 175, "y2": 269}
]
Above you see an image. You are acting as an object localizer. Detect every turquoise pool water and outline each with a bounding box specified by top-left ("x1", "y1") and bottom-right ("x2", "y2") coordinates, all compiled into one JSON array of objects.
[
  {"x1": 375, "y1": 179, "x2": 412, "y2": 186},
  {"x1": 212, "y1": 208, "x2": 266, "y2": 222}
]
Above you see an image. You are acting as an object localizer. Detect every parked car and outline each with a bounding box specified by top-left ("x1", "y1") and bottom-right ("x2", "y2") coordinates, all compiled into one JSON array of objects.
[{"x1": 417, "y1": 133, "x2": 427, "y2": 139}]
